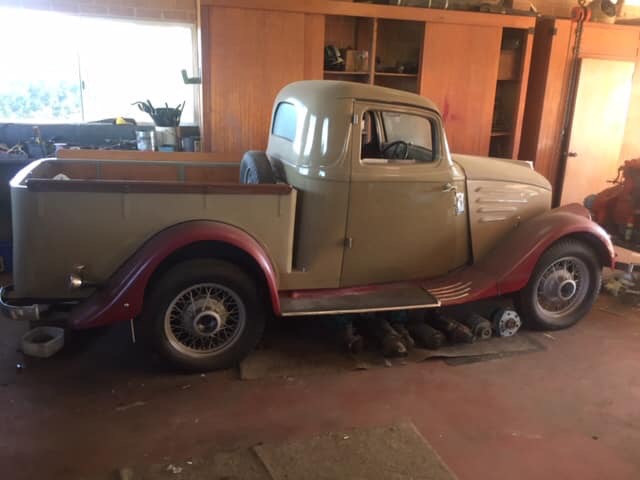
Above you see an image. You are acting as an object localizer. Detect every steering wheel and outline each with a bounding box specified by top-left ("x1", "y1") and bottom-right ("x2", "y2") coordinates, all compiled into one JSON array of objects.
[{"x1": 383, "y1": 140, "x2": 409, "y2": 160}]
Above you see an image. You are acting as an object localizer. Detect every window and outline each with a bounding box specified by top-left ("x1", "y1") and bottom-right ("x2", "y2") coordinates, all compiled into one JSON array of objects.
[
  {"x1": 0, "y1": 7, "x2": 197, "y2": 124},
  {"x1": 272, "y1": 102, "x2": 298, "y2": 142},
  {"x1": 361, "y1": 110, "x2": 437, "y2": 164}
]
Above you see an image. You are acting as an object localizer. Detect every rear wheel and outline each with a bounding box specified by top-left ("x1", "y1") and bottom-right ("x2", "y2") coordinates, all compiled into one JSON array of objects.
[
  {"x1": 142, "y1": 259, "x2": 265, "y2": 372},
  {"x1": 515, "y1": 239, "x2": 601, "y2": 330}
]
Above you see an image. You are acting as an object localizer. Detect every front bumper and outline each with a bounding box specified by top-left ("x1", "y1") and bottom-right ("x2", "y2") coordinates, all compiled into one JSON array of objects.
[{"x1": 0, "y1": 286, "x2": 40, "y2": 321}]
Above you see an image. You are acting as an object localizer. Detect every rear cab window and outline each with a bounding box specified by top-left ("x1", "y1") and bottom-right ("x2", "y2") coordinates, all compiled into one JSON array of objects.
[{"x1": 272, "y1": 102, "x2": 297, "y2": 142}]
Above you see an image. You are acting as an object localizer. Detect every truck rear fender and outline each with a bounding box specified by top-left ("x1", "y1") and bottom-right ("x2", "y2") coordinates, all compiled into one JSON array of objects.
[
  {"x1": 476, "y1": 203, "x2": 614, "y2": 295},
  {"x1": 70, "y1": 221, "x2": 280, "y2": 329}
]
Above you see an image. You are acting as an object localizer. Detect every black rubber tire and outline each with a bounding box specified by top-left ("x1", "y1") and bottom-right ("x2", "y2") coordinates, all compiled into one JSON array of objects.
[
  {"x1": 239, "y1": 151, "x2": 275, "y2": 184},
  {"x1": 141, "y1": 259, "x2": 265, "y2": 372},
  {"x1": 515, "y1": 239, "x2": 601, "y2": 331}
]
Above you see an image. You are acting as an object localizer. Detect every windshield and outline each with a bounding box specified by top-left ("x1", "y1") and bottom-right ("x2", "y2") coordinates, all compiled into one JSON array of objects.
[{"x1": 381, "y1": 111, "x2": 433, "y2": 150}]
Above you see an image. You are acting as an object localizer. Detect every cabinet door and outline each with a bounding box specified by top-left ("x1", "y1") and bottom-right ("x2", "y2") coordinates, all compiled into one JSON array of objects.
[
  {"x1": 201, "y1": 7, "x2": 323, "y2": 153},
  {"x1": 420, "y1": 24, "x2": 501, "y2": 156}
]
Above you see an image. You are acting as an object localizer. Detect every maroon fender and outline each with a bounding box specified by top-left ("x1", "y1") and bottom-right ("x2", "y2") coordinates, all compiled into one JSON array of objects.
[
  {"x1": 476, "y1": 203, "x2": 614, "y2": 295},
  {"x1": 69, "y1": 221, "x2": 280, "y2": 329}
]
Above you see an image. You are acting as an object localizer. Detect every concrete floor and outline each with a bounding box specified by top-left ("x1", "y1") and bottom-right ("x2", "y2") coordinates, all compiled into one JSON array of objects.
[{"x1": 1, "y1": 293, "x2": 639, "y2": 479}]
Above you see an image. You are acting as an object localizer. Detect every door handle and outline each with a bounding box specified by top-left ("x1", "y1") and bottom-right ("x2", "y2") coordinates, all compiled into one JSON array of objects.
[
  {"x1": 566, "y1": 152, "x2": 578, "y2": 158},
  {"x1": 442, "y1": 182, "x2": 456, "y2": 193}
]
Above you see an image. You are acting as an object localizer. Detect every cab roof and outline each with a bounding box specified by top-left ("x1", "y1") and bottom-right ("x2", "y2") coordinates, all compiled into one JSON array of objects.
[{"x1": 277, "y1": 80, "x2": 440, "y2": 114}]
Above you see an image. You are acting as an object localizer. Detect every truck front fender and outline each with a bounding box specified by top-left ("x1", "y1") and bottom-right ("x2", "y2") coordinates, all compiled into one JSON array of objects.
[
  {"x1": 70, "y1": 221, "x2": 280, "y2": 329},
  {"x1": 476, "y1": 203, "x2": 614, "y2": 295}
]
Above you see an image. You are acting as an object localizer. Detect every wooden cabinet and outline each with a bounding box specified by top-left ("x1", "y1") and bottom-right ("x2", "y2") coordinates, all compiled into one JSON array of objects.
[
  {"x1": 324, "y1": 15, "x2": 374, "y2": 84},
  {"x1": 421, "y1": 24, "x2": 501, "y2": 156},
  {"x1": 201, "y1": 7, "x2": 323, "y2": 153},
  {"x1": 200, "y1": 0, "x2": 535, "y2": 157},
  {"x1": 374, "y1": 19, "x2": 424, "y2": 93},
  {"x1": 323, "y1": 16, "x2": 424, "y2": 93}
]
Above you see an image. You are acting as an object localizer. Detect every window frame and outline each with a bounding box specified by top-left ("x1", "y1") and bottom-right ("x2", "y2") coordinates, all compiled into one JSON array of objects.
[
  {"x1": 271, "y1": 101, "x2": 298, "y2": 143},
  {"x1": 0, "y1": 7, "x2": 199, "y2": 125},
  {"x1": 359, "y1": 107, "x2": 441, "y2": 166}
]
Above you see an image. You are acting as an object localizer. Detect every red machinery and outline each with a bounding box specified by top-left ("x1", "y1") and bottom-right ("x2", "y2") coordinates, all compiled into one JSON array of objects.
[{"x1": 589, "y1": 158, "x2": 640, "y2": 243}]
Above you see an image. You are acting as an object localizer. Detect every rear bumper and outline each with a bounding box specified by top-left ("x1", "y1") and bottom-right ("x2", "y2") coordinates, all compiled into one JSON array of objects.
[{"x1": 0, "y1": 286, "x2": 40, "y2": 321}]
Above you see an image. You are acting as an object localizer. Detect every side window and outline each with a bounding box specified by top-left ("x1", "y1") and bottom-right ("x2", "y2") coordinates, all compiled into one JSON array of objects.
[
  {"x1": 360, "y1": 110, "x2": 437, "y2": 164},
  {"x1": 272, "y1": 102, "x2": 297, "y2": 142}
]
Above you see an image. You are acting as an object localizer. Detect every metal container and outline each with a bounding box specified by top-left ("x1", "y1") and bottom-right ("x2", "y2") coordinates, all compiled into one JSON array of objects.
[
  {"x1": 155, "y1": 126, "x2": 178, "y2": 149},
  {"x1": 136, "y1": 130, "x2": 156, "y2": 151}
]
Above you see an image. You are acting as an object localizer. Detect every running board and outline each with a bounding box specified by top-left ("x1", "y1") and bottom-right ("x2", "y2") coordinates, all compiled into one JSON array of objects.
[{"x1": 279, "y1": 285, "x2": 441, "y2": 317}]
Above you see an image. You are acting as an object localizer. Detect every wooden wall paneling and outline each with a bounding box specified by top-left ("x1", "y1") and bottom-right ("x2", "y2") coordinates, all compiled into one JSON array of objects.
[
  {"x1": 203, "y1": 6, "x2": 308, "y2": 153},
  {"x1": 356, "y1": 17, "x2": 374, "y2": 52},
  {"x1": 420, "y1": 23, "x2": 502, "y2": 156},
  {"x1": 304, "y1": 14, "x2": 325, "y2": 80},
  {"x1": 325, "y1": 15, "x2": 358, "y2": 47},
  {"x1": 519, "y1": 18, "x2": 575, "y2": 189},
  {"x1": 580, "y1": 23, "x2": 640, "y2": 61},
  {"x1": 375, "y1": 19, "x2": 423, "y2": 71}
]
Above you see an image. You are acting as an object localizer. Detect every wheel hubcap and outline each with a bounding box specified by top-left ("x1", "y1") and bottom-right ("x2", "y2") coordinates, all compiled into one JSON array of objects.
[
  {"x1": 164, "y1": 283, "x2": 246, "y2": 357},
  {"x1": 193, "y1": 311, "x2": 221, "y2": 335},
  {"x1": 535, "y1": 256, "x2": 589, "y2": 319}
]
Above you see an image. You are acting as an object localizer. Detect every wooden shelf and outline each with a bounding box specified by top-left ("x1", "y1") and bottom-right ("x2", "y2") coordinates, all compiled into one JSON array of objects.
[
  {"x1": 375, "y1": 72, "x2": 418, "y2": 78},
  {"x1": 324, "y1": 70, "x2": 369, "y2": 76}
]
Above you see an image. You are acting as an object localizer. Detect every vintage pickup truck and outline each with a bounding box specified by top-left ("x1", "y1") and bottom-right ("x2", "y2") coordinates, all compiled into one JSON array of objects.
[{"x1": 2, "y1": 81, "x2": 613, "y2": 371}]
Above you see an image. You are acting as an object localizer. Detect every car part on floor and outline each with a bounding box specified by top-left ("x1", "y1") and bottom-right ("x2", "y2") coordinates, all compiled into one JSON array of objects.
[
  {"x1": 339, "y1": 319, "x2": 364, "y2": 354},
  {"x1": 406, "y1": 321, "x2": 445, "y2": 350},
  {"x1": 426, "y1": 312, "x2": 475, "y2": 344},
  {"x1": 463, "y1": 313, "x2": 493, "y2": 341},
  {"x1": 391, "y1": 322, "x2": 415, "y2": 350},
  {"x1": 361, "y1": 315, "x2": 408, "y2": 358},
  {"x1": 491, "y1": 308, "x2": 522, "y2": 337}
]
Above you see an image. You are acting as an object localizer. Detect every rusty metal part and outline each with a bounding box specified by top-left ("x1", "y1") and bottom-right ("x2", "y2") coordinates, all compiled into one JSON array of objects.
[
  {"x1": 361, "y1": 315, "x2": 408, "y2": 358},
  {"x1": 426, "y1": 312, "x2": 475, "y2": 344},
  {"x1": 463, "y1": 313, "x2": 493, "y2": 341},
  {"x1": 339, "y1": 320, "x2": 364, "y2": 354},
  {"x1": 391, "y1": 322, "x2": 415, "y2": 350},
  {"x1": 406, "y1": 321, "x2": 445, "y2": 350},
  {"x1": 492, "y1": 308, "x2": 522, "y2": 337}
]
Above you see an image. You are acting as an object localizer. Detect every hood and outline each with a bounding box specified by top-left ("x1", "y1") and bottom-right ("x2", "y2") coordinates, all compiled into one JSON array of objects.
[{"x1": 452, "y1": 154, "x2": 551, "y2": 190}]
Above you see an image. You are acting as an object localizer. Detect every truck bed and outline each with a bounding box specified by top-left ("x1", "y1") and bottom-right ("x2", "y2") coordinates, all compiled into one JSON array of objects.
[{"x1": 10, "y1": 158, "x2": 297, "y2": 299}]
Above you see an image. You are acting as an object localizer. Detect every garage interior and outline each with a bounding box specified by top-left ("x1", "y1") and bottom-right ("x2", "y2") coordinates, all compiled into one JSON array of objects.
[{"x1": 1, "y1": 0, "x2": 640, "y2": 479}]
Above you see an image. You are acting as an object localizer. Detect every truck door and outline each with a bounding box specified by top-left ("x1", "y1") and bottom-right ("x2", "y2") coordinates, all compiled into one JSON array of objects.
[{"x1": 340, "y1": 102, "x2": 469, "y2": 287}]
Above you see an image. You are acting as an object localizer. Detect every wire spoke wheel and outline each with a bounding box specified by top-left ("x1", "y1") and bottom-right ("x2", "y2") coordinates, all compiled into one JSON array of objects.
[
  {"x1": 164, "y1": 282, "x2": 246, "y2": 357},
  {"x1": 533, "y1": 255, "x2": 590, "y2": 319}
]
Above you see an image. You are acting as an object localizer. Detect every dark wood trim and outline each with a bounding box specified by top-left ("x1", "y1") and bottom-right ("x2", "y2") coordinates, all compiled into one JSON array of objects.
[
  {"x1": 26, "y1": 179, "x2": 293, "y2": 195},
  {"x1": 57, "y1": 149, "x2": 242, "y2": 163}
]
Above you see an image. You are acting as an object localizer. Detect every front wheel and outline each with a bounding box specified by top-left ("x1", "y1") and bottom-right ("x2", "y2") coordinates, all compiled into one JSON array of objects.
[
  {"x1": 515, "y1": 239, "x2": 601, "y2": 330},
  {"x1": 141, "y1": 259, "x2": 265, "y2": 372}
]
